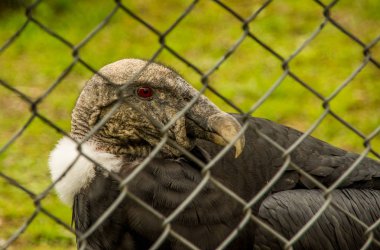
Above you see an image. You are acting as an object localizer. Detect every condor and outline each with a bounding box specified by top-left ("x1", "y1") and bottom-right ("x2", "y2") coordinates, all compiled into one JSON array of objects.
[{"x1": 49, "y1": 59, "x2": 380, "y2": 250}]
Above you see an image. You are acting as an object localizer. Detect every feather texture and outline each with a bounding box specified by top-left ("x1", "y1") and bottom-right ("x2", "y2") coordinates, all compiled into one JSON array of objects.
[
  {"x1": 49, "y1": 137, "x2": 122, "y2": 205},
  {"x1": 49, "y1": 59, "x2": 380, "y2": 249}
]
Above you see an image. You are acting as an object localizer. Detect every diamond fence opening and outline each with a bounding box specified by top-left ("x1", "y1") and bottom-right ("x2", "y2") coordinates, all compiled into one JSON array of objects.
[{"x1": 1, "y1": 0, "x2": 379, "y2": 249}]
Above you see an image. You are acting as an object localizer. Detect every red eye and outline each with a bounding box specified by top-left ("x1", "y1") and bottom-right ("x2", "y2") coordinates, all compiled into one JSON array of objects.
[{"x1": 136, "y1": 86, "x2": 153, "y2": 99}]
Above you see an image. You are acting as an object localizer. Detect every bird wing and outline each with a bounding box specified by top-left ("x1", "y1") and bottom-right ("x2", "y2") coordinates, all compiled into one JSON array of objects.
[
  {"x1": 196, "y1": 115, "x2": 380, "y2": 194},
  {"x1": 246, "y1": 116, "x2": 380, "y2": 190},
  {"x1": 255, "y1": 189, "x2": 380, "y2": 250}
]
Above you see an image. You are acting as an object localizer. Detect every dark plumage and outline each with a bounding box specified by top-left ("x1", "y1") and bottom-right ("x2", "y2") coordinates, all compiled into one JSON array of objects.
[
  {"x1": 49, "y1": 59, "x2": 380, "y2": 250},
  {"x1": 256, "y1": 189, "x2": 380, "y2": 250}
]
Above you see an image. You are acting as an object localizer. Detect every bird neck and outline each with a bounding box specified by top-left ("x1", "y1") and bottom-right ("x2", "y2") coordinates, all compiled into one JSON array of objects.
[{"x1": 69, "y1": 122, "x2": 156, "y2": 157}]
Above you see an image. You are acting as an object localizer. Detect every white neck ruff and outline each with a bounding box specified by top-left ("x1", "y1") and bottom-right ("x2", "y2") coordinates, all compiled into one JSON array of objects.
[{"x1": 48, "y1": 137, "x2": 122, "y2": 205}]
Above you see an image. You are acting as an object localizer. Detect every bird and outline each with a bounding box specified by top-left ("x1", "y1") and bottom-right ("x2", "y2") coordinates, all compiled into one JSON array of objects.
[{"x1": 48, "y1": 58, "x2": 380, "y2": 250}]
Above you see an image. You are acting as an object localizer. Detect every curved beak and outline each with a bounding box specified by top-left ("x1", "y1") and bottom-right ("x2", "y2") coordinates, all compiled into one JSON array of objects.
[
  {"x1": 207, "y1": 113, "x2": 245, "y2": 158},
  {"x1": 171, "y1": 80, "x2": 245, "y2": 158},
  {"x1": 184, "y1": 93, "x2": 246, "y2": 158}
]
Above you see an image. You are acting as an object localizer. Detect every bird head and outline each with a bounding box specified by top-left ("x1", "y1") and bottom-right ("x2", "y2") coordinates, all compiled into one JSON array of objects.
[{"x1": 71, "y1": 59, "x2": 245, "y2": 158}]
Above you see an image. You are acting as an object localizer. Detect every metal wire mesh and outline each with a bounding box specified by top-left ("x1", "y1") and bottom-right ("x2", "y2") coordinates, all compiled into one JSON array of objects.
[{"x1": 1, "y1": 0, "x2": 379, "y2": 249}]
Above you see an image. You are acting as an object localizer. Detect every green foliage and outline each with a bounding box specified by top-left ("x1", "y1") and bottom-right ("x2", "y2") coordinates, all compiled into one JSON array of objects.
[{"x1": 0, "y1": 1, "x2": 379, "y2": 248}]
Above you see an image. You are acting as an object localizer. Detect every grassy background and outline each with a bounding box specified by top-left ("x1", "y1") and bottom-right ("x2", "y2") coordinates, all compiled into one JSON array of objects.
[{"x1": 0, "y1": 0, "x2": 379, "y2": 249}]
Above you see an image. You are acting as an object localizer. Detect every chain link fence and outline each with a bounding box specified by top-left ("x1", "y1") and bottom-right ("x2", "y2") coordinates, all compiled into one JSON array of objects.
[{"x1": 1, "y1": 0, "x2": 379, "y2": 249}]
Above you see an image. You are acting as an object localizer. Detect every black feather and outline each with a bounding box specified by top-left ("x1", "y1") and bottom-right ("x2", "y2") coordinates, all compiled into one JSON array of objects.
[
  {"x1": 73, "y1": 115, "x2": 380, "y2": 249},
  {"x1": 255, "y1": 189, "x2": 380, "y2": 250}
]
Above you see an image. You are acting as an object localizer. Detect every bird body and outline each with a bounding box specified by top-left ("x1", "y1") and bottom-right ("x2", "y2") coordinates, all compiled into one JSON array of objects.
[
  {"x1": 256, "y1": 189, "x2": 380, "y2": 250},
  {"x1": 49, "y1": 59, "x2": 380, "y2": 249}
]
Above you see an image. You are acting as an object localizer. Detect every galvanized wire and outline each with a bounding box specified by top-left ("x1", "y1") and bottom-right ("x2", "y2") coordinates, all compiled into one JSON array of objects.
[{"x1": 0, "y1": 1, "x2": 379, "y2": 250}]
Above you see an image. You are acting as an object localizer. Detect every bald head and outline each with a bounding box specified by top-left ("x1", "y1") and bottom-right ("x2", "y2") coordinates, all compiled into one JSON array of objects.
[
  {"x1": 71, "y1": 59, "x2": 245, "y2": 157},
  {"x1": 90, "y1": 59, "x2": 177, "y2": 86}
]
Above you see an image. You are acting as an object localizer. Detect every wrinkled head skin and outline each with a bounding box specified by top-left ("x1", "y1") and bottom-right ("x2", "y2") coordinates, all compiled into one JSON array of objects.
[{"x1": 71, "y1": 59, "x2": 245, "y2": 158}]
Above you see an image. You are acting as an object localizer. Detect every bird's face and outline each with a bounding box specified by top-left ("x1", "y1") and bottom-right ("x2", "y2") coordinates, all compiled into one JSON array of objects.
[{"x1": 71, "y1": 59, "x2": 244, "y2": 157}]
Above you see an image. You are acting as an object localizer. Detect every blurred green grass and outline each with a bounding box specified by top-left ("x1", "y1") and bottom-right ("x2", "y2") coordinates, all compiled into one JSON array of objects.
[{"x1": 0, "y1": 1, "x2": 379, "y2": 249}]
